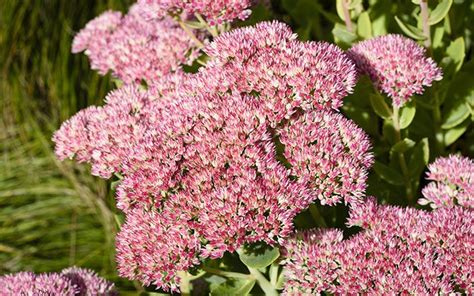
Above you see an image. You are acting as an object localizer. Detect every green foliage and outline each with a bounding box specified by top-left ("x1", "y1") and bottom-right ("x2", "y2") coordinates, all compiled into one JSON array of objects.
[
  {"x1": 210, "y1": 277, "x2": 256, "y2": 295},
  {"x1": 429, "y1": 0, "x2": 453, "y2": 25},
  {"x1": 238, "y1": 244, "x2": 280, "y2": 269}
]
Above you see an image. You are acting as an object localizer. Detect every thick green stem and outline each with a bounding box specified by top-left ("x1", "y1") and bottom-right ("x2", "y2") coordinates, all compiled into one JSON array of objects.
[
  {"x1": 392, "y1": 106, "x2": 414, "y2": 202},
  {"x1": 341, "y1": 0, "x2": 353, "y2": 32},
  {"x1": 420, "y1": 0, "x2": 432, "y2": 50},
  {"x1": 195, "y1": 13, "x2": 218, "y2": 37},
  {"x1": 248, "y1": 268, "x2": 278, "y2": 296},
  {"x1": 202, "y1": 266, "x2": 254, "y2": 280},
  {"x1": 269, "y1": 263, "x2": 279, "y2": 286},
  {"x1": 176, "y1": 17, "x2": 205, "y2": 49}
]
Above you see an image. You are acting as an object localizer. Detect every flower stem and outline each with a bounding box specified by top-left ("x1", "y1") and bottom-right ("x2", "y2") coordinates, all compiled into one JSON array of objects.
[
  {"x1": 420, "y1": 0, "x2": 432, "y2": 49},
  {"x1": 392, "y1": 106, "x2": 414, "y2": 202},
  {"x1": 341, "y1": 0, "x2": 353, "y2": 32},
  {"x1": 201, "y1": 266, "x2": 254, "y2": 280},
  {"x1": 195, "y1": 13, "x2": 218, "y2": 37},
  {"x1": 269, "y1": 263, "x2": 279, "y2": 286},
  {"x1": 248, "y1": 267, "x2": 278, "y2": 296},
  {"x1": 176, "y1": 17, "x2": 205, "y2": 49}
]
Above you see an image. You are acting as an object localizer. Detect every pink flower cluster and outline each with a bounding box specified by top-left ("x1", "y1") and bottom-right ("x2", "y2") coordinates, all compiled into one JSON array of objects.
[
  {"x1": 116, "y1": 208, "x2": 202, "y2": 291},
  {"x1": 54, "y1": 21, "x2": 373, "y2": 291},
  {"x1": 278, "y1": 111, "x2": 372, "y2": 205},
  {"x1": 202, "y1": 21, "x2": 358, "y2": 120},
  {"x1": 419, "y1": 155, "x2": 474, "y2": 209},
  {"x1": 0, "y1": 267, "x2": 116, "y2": 295},
  {"x1": 282, "y1": 198, "x2": 474, "y2": 294},
  {"x1": 348, "y1": 34, "x2": 442, "y2": 107},
  {"x1": 72, "y1": 4, "x2": 200, "y2": 83},
  {"x1": 137, "y1": 0, "x2": 254, "y2": 24}
]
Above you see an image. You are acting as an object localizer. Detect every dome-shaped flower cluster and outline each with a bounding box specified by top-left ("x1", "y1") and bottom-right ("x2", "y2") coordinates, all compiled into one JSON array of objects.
[
  {"x1": 282, "y1": 198, "x2": 474, "y2": 294},
  {"x1": 137, "y1": 0, "x2": 254, "y2": 24},
  {"x1": 72, "y1": 4, "x2": 200, "y2": 83},
  {"x1": 419, "y1": 155, "x2": 474, "y2": 209},
  {"x1": 72, "y1": 10, "x2": 123, "y2": 74},
  {"x1": 278, "y1": 110, "x2": 373, "y2": 205},
  {"x1": 0, "y1": 267, "x2": 116, "y2": 295},
  {"x1": 201, "y1": 21, "x2": 358, "y2": 124},
  {"x1": 55, "y1": 21, "x2": 373, "y2": 291},
  {"x1": 348, "y1": 34, "x2": 442, "y2": 107}
]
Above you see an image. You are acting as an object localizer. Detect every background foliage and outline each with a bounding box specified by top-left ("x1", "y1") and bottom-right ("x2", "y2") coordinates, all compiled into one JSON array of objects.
[{"x1": 0, "y1": 0, "x2": 472, "y2": 294}]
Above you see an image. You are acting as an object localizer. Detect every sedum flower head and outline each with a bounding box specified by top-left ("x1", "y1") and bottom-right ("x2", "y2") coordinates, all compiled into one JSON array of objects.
[
  {"x1": 72, "y1": 5, "x2": 199, "y2": 83},
  {"x1": 137, "y1": 0, "x2": 254, "y2": 24},
  {"x1": 201, "y1": 21, "x2": 357, "y2": 123},
  {"x1": 0, "y1": 268, "x2": 116, "y2": 295},
  {"x1": 348, "y1": 34, "x2": 442, "y2": 107},
  {"x1": 282, "y1": 198, "x2": 474, "y2": 294},
  {"x1": 277, "y1": 110, "x2": 373, "y2": 205},
  {"x1": 72, "y1": 10, "x2": 123, "y2": 74},
  {"x1": 52, "y1": 85, "x2": 157, "y2": 178},
  {"x1": 419, "y1": 154, "x2": 474, "y2": 209}
]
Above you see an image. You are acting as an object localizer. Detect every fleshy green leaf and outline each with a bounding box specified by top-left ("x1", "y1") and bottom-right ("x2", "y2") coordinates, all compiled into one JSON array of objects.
[
  {"x1": 357, "y1": 11, "x2": 372, "y2": 39},
  {"x1": 111, "y1": 180, "x2": 120, "y2": 190},
  {"x1": 238, "y1": 244, "x2": 280, "y2": 269},
  {"x1": 432, "y1": 25, "x2": 445, "y2": 49},
  {"x1": 336, "y1": 0, "x2": 345, "y2": 21},
  {"x1": 428, "y1": 0, "x2": 453, "y2": 25},
  {"x1": 210, "y1": 278, "x2": 256, "y2": 296},
  {"x1": 373, "y1": 161, "x2": 405, "y2": 186},
  {"x1": 370, "y1": 93, "x2": 392, "y2": 119},
  {"x1": 395, "y1": 16, "x2": 426, "y2": 40},
  {"x1": 383, "y1": 121, "x2": 397, "y2": 145},
  {"x1": 112, "y1": 78, "x2": 123, "y2": 88},
  {"x1": 399, "y1": 102, "x2": 416, "y2": 129},
  {"x1": 349, "y1": 0, "x2": 362, "y2": 9},
  {"x1": 446, "y1": 37, "x2": 465, "y2": 72},
  {"x1": 444, "y1": 119, "x2": 470, "y2": 146},
  {"x1": 392, "y1": 138, "x2": 416, "y2": 153},
  {"x1": 408, "y1": 138, "x2": 429, "y2": 178},
  {"x1": 332, "y1": 23, "x2": 358, "y2": 46},
  {"x1": 441, "y1": 101, "x2": 471, "y2": 129},
  {"x1": 371, "y1": 13, "x2": 388, "y2": 36}
]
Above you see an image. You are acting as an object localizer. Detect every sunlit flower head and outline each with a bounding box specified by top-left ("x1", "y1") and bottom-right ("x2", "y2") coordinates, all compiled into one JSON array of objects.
[
  {"x1": 200, "y1": 21, "x2": 357, "y2": 123},
  {"x1": 277, "y1": 110, "x2": 373, "y2": 205},
  {"x1": 348, "y1": 34, "x2": 442, "y2": 107},
  {"x1": 419, "y1": 154, "x2": 474, "y2": 209},
  {"x1": 72, "y1": 5, "x2": 200, "y2": 83}
]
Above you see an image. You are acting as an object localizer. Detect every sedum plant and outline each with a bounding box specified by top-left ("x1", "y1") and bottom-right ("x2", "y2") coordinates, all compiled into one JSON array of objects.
[{"x1": 5, "y1": 0, "x2": 472, "y2": 294}]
